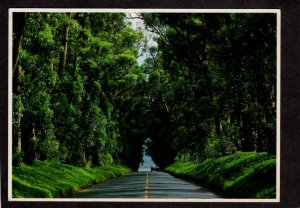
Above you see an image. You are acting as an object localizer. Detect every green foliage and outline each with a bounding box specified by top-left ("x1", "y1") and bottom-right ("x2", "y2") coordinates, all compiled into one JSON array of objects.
[
  {"x1": 12, "y1": 147, "x2": 23, "y2": 166},
  {"x1": 12, "y1": 160, "x2": 131, "y2": 198},
  {"x1": 38, "y1": 138, "x2": 60, "y2": 160},
  {"x1": 165, "y1": 152, "x2": 276, "y2": 198},
  {"x1": 13, "y1": 12, "x2": 146, "y2": 169},
  {"x1": 12, "y1": 94, "x2": 24, "y2": 129},
  {"x1": 13, "y1": 12, "x2": 276, "y2": 184},
  {"x1": 141, "y1": 13, "x2": 276, "y2": 166}
]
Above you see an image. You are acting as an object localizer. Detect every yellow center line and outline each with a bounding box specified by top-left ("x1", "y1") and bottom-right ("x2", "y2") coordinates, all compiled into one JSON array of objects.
[{"x1": 144, "y1": 171, "x2": 149, "y2": 198}]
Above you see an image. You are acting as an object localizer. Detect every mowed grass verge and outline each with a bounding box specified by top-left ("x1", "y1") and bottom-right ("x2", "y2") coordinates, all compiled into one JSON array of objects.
[
  {"x1": 12, "y1": 160, "x2": 131, "y2": 198},
  {"x1": 165, "y1": 152, "x2": 276, "y2": 198}
]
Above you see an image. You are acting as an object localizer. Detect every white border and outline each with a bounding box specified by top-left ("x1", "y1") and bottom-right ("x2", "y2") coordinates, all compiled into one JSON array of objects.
[
  {"x1": 8, "y1": 7, "x2": 13, "y2": 202},
  {"x1": 9, "y1": 8, "x2": 280, "y2": 13},
  {"x1": 8, "y1": 8, "x2": 281, "y2": 203},
  {"x1": 276, "y1": 10, "x2": 281, "y2": 202}
]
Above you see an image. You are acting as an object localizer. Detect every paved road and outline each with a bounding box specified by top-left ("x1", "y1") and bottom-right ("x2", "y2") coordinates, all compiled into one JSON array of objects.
[{"x1": 72, "y1": 171, "x2": 221, "y2": 199}]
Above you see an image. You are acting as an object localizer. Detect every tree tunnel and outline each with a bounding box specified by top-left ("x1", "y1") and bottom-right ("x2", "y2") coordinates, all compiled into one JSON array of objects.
[{"x1": 12, "y1": 12, "x2": 276, "y2": 170}]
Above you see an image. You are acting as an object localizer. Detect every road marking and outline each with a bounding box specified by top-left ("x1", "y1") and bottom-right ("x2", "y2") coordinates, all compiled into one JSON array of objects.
[{"x1": 144, "y1": 172, "x2": 149, "y2": 198}]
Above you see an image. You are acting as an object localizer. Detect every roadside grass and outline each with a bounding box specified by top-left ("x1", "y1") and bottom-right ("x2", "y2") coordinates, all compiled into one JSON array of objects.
[
  {"x1": 12, "y1": 160, "x2": 131, "y2": 198},
  {"x1": 165, "y1": 151, "x2": 276, "y2": 198}
]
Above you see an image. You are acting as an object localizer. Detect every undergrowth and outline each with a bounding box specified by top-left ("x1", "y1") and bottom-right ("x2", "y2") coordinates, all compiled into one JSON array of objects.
[
  {"x1": 165, "y1": 151, "x2": 276, "y2": 198},
  {"x1": 12, "y1": 160, "x2": 131, "y2": 198}
]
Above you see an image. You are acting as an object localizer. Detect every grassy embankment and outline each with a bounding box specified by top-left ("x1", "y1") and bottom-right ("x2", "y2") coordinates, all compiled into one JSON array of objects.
[
  {"x1": 165, "y1": 152, "x2": 276, "y2": 198},
  {"x1": 13, "y1": 160, "x2": 131, "y2": 198}
]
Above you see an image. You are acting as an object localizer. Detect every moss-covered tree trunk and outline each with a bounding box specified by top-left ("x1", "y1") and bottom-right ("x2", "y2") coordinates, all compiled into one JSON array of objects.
[{"x1": 12, "y1": 12, "x2": 26, "y2": 166}]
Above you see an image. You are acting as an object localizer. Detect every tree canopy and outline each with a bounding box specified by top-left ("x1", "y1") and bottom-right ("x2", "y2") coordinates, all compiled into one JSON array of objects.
[{"x1": 12, "y1": 12, "x2": 277, "y2": 170}]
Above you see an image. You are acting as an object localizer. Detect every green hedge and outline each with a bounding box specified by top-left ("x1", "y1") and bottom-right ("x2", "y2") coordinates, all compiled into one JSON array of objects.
[
  {"x1": 165, "y1": 152, "x2": 276, "y2": 198},
  {"x1": 12, "y1": 160, "x2": 131, "y2": 198}
]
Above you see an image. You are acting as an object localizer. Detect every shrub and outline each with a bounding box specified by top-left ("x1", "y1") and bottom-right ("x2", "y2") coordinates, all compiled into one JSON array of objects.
[
  {"x1": 165, "y1": 151, "x2": 276, "y2": 198},
  {"x1": 12, "y1": 160, "x2": 131, "y2": 198}
]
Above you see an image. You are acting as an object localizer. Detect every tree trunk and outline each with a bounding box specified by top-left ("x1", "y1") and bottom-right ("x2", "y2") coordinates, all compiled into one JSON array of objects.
[
  {"x1": 72, "y1": 51, "x2": 78, "y2": 76},
  {"x1": 233, "y1": 103, "x2": 242, "y2": 151},
  {"x1": 256, "y1": 83, "x2": 276, "y2": 154},
  {"x1": 240, "y1": 112, "x2": 255, "y2": 151},
  {"x1": 82, "y1": 151, "x2": 87, "y2": 167},
  {"x1": 203, "y1": 70, "x2": 223, "y2": 137},
  {"x1": 214, "y1": 115, "x2": 222, "y2": 137},
  {"x1": 12, "y1": 66, "x2": 23, "y2": 166},
  {"x1": 13, "y1": 13, "x2": 27, "y2": 73},
  {"x1": 12, "y1": 118, "x2": 22, "y2": 166},
  {"x1": 21, "y1": 120, "x2": 37, "y2": 165},
  {"x1": 12, "y1": 13, "x2": 26, "y2": 166},
  {"x1": 30, "y1": 127, "x2": 38, "y2": 160},
  {"x1": 58, "y1": 24, "x2": 69, "y2": 79}
]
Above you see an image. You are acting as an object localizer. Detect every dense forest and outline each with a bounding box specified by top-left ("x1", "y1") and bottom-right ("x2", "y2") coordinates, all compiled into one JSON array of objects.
[{"x1": 12, "y1": 12, "x2": 276, "y2": 170}]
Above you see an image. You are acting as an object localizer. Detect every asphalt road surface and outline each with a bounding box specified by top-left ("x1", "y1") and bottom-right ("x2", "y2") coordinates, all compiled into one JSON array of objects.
[{"x1": 72, "y1": 171, "x2": 221, "y2": 199}]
